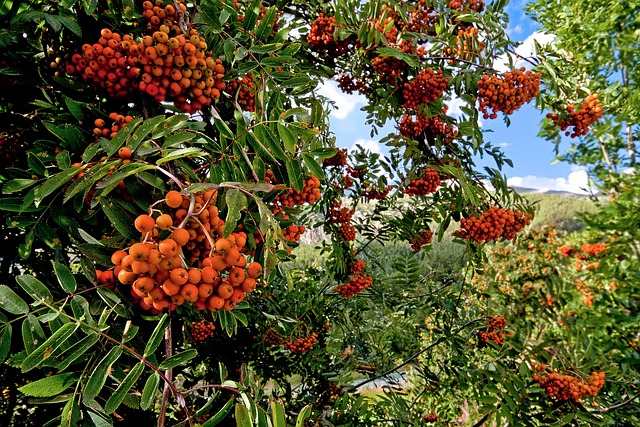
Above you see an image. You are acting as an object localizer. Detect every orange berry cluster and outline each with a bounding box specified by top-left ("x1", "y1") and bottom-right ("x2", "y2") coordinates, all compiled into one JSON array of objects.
[
  {"x1": 307, "y1": 14, "x2": 351, "y2": 58},
  {"x1": 371, "y1": 55, "x2": 407, "y2": 84},
  {"x1": 444, "y1": 27, "x2": 485, "y2": 62},
  {"x1": 225, "y1": 73, "x2": 256, "y2": 112},
  {"x1": 558, "y1": 244, "x2": 575, "y2": 257},
  {"x1": 141, "y1": 0, "x2": 187, "y2": 33},
  {"x1": 404, "y1": 0, "x2": 438, "y2": 33},
  {"x1": 277, "y1": 212, "x2": 306, "y2": 242},
  {"x1": 110, "y1": 190, "x2": 262, "y2": 313},
  {"x1": 350, "y1": 259, "x2": 366, "y2": 274},
  {"x1": 333, "y1": 273, "x2": 373, "y2": 297},
  {"x1": 477, "y1": 315, "x2": 506, "y2": 347},
  {"x1": 533, "y1": 371, "x2": 606, "y2": 402},
  {"x1": 403, "y1": 68, "x2": 449, "y2": 110},
  {"x1": 409, "y1": 229, "x2": 434, "y2": 251},
  {"x1": 263, "y1": 327, "x2": 283, "y2": 346},
  {"x1": 323, "y1": 148, "x2": 348, "y2": 167},
  {"x1": 455, "y1": 206, "x2": 532, "y2": 243},
  {"x1": 266, "y1": 171, "x2": 322, "y2": 208},
  {"x1": 188, "y1": 319, "x2": 216, "y2": 343},
  {"x1": 74, "y1": 31, "x2": 141, "y2": 100},
  {"x1": 284, "y1": 332, "x2": 318, "y2": 354},
  {"x1": 403, "y1": 168, "x2": 441, "y2": 196},
  {"x1": 363, "y1": 184, "x2": 393, "y2": 201},
  {"x1": 92, "y1": 112, "x2": 135, "y2": 139},
  {"x1": 581, "y1": 242, "x2": 606, "y2": 256},
  {"x1": 449, "y1": 0, "x2": 485, "y2": 12},
  {"x1": 329, "y1": 201, "x2": 357, "y2": 241},
  {"x1": 547, "y1": 94, "x2": 603, "y2": 138},
  {"x1": 374, "y1": 6, "x2": 400, "y2": 44},
  {"x1": 477, "y1": 68, "x2": 541, "y2": 119},
  {"x1": 398, "y1": 113, "x2": 458, "y2": 143}
]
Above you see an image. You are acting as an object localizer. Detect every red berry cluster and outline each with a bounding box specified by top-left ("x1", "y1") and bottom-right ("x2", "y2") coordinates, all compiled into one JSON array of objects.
[
  {"x1": 307, "y1": 14, "x2": 352, "y2": 58},
  {"x1": 558, "y1": 244, "x2": 575, "y2": 257},
  {"x1": 282, "y1": 219, "x2": 306, "y2": 243},
  {"x1": 398, "y1": 113, "x2": 458, "y2": 143},
  {"x1": 329, "y1": 201, "x2": 357, "y2": 241},
  {"x1": 403, "y1": 168, "x2": 441, "y2": 196},
  {"x1": 363, "y1": 185, "x2": 393, "y2": 201},
  {"x1": 581, "y1": 242, "x2": 606, "y2": 256},
  {"x1": 188, "y1": 319, "x2": 216, "y2": 343},
  {"x1": 424, "y1": 413, "x2": 438, "y2": 423},
  {"x1": 477, "y1": 68, "x2": 541, "y2": 119},
  {"x1": 449, "y1": 0, "x2": 485, "y2": 12},
  {"x1": 266, "y1": 171, "x2": 322, "y2": 207},
  {"x1": 225, "y1": 73, "x2": 256, "y2": 112},
  {"x1": 284, "y1": 332, "x2": 318, "y2": 354},
  {"x1": 374, "y1": 6, "x2": 400, "y2": 44},
  {"x1": 547, "y1": 94, "x2": 603, "y2": 138},
  {"x1": 109, "y1": 190, "x2": 262, "y2": 314},
  {"x1": 337, "y1": 73, "x2": 365, "y2": 95},
  {"x1": 409, "y1": 229, "x2": 434, "y2": 251},
  {"x1": 263, "y1": 327, "x2": 283, "y2": 346},
  {"x1": 323, "y1": 148, "x2": 348, "y2": 167},
  {"x1": 404, "y1": 0, "x2": 439, "y2": 33},
  {"x1": 403, "y1": 69, "x2": 449, "y2": 110},
  {"x1": 533, "y1": 371, "x2": 606, "y2": 402},
  {"x1": 350, "y1": 259, "x2": 366, "y2": 274},
  {"x1": 92, "y1": 113, "x2": 135, "y2": 139},
  {"x1": 455, "y1": 206, "x2": 532, "y2": 243},
  {"x1": 334, "y1": 273, "x2": 373, "y2": 297},
  {"x1": 477, "y1": 315, "x2": 506, "y2": 347}
]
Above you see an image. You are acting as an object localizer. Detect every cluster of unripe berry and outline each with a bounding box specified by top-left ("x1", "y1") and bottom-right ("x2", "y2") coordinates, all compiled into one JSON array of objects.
[
  {"x1": 334, "y1": 273, "x2": 373, "y2": 298},
  {"x1": 323, "y1": 148, "x2": 348, "y2": 167},
  {"x1": 449, "y1": 0, "x2": 485, "y2": 12},
  {"x1": 403, "y1": 168, "x2": 441, "y2": 196},
  {"x1": 476, "y1": 315, "x2": 506, "y2": 347},
  {"x1": 547, "y1": 93, "x2": 603, "y2": 138},
  {"x1": 188, "y1": 319, "x2": 216, "y2": 343},
  {"x1": 398, "y1": 113, "x2": 458, "y2": 143},
  {"x1": 266, "y1": 171, "x2": 322, "y2": 208},
  {"x1": 409, "y1": 229, "x2": 434, "y2": 251},
  {"x1": 403, "y1": 69, "x2": 450, "y2": 110},
  {"x1": 307, "y1": 14, "x2": 352, "y2": 58},
  {"x1": 455, "y1": 206, "x2": 532, "y2": 243},
  {"x1": 109, "y1": 189, "x2": 262, "y2": 313},
  {"x1": 532, "y1": 365, "x2": 606, "y2": 402},
  {"x1": 477, "y1": 68, "x2": 541, "y2": 119},
  {"x1": 69, "y1": 5, "x2": 226, "y2": 114},
  {"x1": 329, "y1": 201, "x2": 357, "y2": 241},
  {"x1": 93, "y1": 112, "x2": 135, "y2": 140},
  {"x1": 225, "y1": 73, "x2": 256, "y2": 112},
  {"x1": 284, "y1": 332, "x2": 318, "y2": 354}
]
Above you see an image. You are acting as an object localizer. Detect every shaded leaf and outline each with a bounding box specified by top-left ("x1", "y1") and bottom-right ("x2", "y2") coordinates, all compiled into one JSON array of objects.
[
  {"x1": 104, "y1": 361, "x2": 145, "y2": 413},
  {"x1": 0, "y1": 285, "x2": 29, "y2": 314}
]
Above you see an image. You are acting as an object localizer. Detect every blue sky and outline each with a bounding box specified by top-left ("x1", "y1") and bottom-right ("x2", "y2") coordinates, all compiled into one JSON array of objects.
[{"x1": 318, "y1": 5, "x2": 592, "y2": 195}]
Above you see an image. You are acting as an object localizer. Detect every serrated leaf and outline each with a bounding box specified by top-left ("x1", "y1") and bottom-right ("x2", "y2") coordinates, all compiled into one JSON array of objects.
[
  {"x1": 96, "y1": 163, "x2": 155, "y2": 196},
  {"x1": 254, "y1": 6, "x2": 277, "y2": 40},
  {"x1": 156, "y1": 147, "x2": 207, "y2": 164},
  {"x1": 143, "y1": 313, "x2": 169, "y2": 357},
  {"x1": 224, "y1": 189, "x2": 247, "y2": 237},
  {"x1": 128, "y1": 115, "x2": 165, "y2": 152},
  {"x1": 34, "y1": 166, "x2": 84, "y2": 206},
  {"x1": 0, "y1": 325, "x2": 12, "y2": 365},
  {"x1": 18, "y1": 372, "x2": 80, "y2": 397},
  {"x1": 301, "y1": 154, "x2": 324, "y2": 182},
  {"x1": 84, "y1": 346, "x2": 123, "y2": 402},
  {"x1": 0, "y1": 285, "x2": 30, "y2": 314},
  {"x1": 158, "y1": 349, "x2": 198, "y2": 370},
  {"x1": 53, "y1": 332, "x2": 100, "y2": 370},
  {"x1": 100, "y1": 198, "x2": 138, "y2": 239},
  {"x1": 52, "y1": 261, "x2": 77, "y2": 293},
  {"x1": 104, "y1": 361, "x2": 145, "y2": 413},
  {"x1": 16, "y1": 275, "x2": 53, "y2": 303},
  {"x1": 61, "y1": 398, "x2": 80, "y2": 427},
  {"x1": 22, "y1": 314, "x2": 46, "y2": 354},
  {"x1": 2, "y1": 178, "x2": 38, "y2": 194},
  {"x1": 140, "y1": 372, "x2": 160, "y2": 411},
  {"x1": 162, "y1": 131, "x2": 195, "y2": 148},
  {"x1": 22, "y1": 322, "x2": 78, "y2": 372},
  {"x1": 63, "y1": 162, "x2": 113, "y2": 204}
]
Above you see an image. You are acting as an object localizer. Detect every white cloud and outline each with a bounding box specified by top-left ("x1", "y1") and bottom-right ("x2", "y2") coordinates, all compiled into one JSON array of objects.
[
  {"x1": 351, "y1": 139, "x2": 381, "y2": 154},
  {"x1": 494, "y1": 31, "x2": 555, "y2": 72},
  {"x1": 446, "y1": 96, "x2": 465, "y2": 119},
  {"x1": 507, "y1": 168, "x2": 595, "y2": 195},
  {"x1": 507, "y1": 24, "x2": 524, "y2": 37},
  {"x1": 317, "y1": 79, "x2": 367, "y2": 120}
]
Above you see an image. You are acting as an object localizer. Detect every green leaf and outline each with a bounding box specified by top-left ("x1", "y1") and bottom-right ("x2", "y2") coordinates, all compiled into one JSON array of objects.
[
  {"x1": 162, "y1": 131, "x2": 195, "y2": 148},
  {"x1": 104, "y1": 361, "x2": 145, "y2": 413},
  {"x1": 285, "y1": 159, "x2": 304, "y2": 191},
  {"x1": 143, "y1": 313, "x2": 169, "y2": 357},
  {"x1": 107, "y1": 118, "x2": 143, "y2": 156},
  {"x1": 271, "y1": 400, "x2": 286, "y2": 427},
  {"x1": 63, "y1": 96, "x2": 85, "y2": 122},
  {"x1": 254, "y1": 6, "x2": 277, "y2": 40},
  {"x1": 0, "y1": 285, "x2": 30, "y2": 314},
  {"x1": 100, "y1": 198, "x2": 138, "y2": 240},
  {"x1": 22, "y1": 322, "x2": 78, "y2": 372},
  {"x1": 235, "y1": 402, "x2": 252, "y2": 427},
  {"x1": 53, "y1": 332, "x2": 100, "y2": 370},
  {"x1": 16, "y1": 275, "x2": 53, "y2": 303},
  {"x1": 52, "y1": 261, "x2": 77, "y2": 293},
  {"x1": 277, "y1": 123, "x2": 297, "y2": 153},
  {"x1": 0, "y1": 197, "x2": 42, "y2": 212},
  {"x1": 128, "y1": 115, "x2": 165, "y2": 152},
  {"x1": 249, "y1": 43, "x2": 282, "y2": 54},
  {"x1": 61, "y1": 398, "x2": 80, "y2": 427},
  {"x1": 22, "y1": 314, "x2": 46, "y2": 354},
  {"x1": 83, "y1": 346, "x2": 123, "y2": 402},
  {"x1": 0, "y1": 324, "x2": 12, "y2": 364},
  {"x1": 156, "y1": 147, "x2": 208, "y2": 164},
  {"x1": 158, "y1": 349, "x2": 198, "y2": 370},
  {"x1": 18, "y1": 372, "x2": 80, "y2": 397},
  {"x1": 43, "y1": 122, "x2": 84, "y2": 152},
  {"x1": 261, "y1": 56, "x2": 298, "y2": 67},
  {"x1": 242, "y1": 0, "x2": 261, "y2": 31},
  {"x1": 2, "y1": 178, "x2": 38, "y2": 194},
  {"x1": 97, "y1": 163, "x2": 155, "y2": 197},
  {"x1": 301, "y1": 154, "x2": 324, "y2": 182},
  {"x1": 202, "y1": 398, "x2": 234, "y2": 426},
  {"x1": 224, "y1": 189, "x2": 247, "y2": 237},
  {"x1": 295, "y1": 404, "x2": 313, "y2": 427},
  {"x1": 34, "y1": 166, "x2": 84, "y2": 206},
  {"x1": 140, "y1": 373, "x2": 160, "y2": 411}
]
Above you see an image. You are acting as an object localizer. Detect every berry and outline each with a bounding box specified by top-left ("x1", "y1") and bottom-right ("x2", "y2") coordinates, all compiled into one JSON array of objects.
[
  {"x1": 403, "y1": 168, "x2": 441, "y2": 196},
  {"x1": 403, "y1": 68, "x2": 449, "y2": 110},
  {"x1": 547, "y1": 94, "x2": 603, "y2": 138},
  {"x1": 333, "y1": 273, "x2": 373, "y2": 297},
  {"x1": 477, "y1": 68, "x2": 541, "y2": 119},
  {"x1": 455, "y1": 206, "x2": 532, "y2": 243}
]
